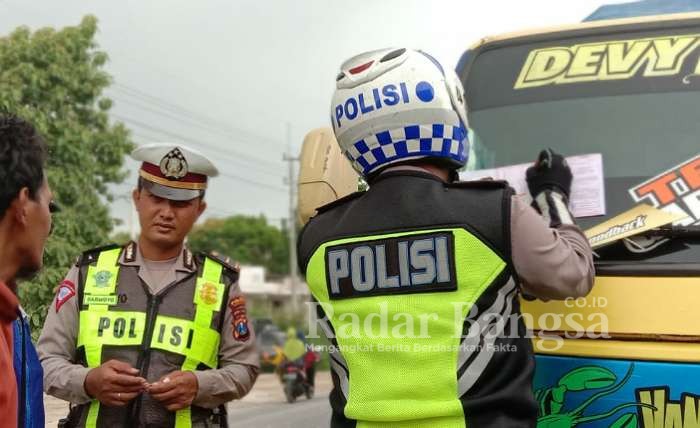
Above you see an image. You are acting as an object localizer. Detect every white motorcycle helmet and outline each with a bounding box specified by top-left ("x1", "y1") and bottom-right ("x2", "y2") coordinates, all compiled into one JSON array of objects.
[{"x1": 331, "y1": 48, "x2": 469, "y2": 178}]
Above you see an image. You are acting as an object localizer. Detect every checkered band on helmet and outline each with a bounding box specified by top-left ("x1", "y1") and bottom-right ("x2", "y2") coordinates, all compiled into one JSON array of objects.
[
  {"x1": 331, "y1": 48, "x2": 470, "y2": 177},
  {"x1": 346, "y1": 124, "x2": 468, "y2": 175}
]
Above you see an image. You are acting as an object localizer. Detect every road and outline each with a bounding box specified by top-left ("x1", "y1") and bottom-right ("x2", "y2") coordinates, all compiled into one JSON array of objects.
[
  {"x1": 44, "y1": 372, "x2": 333, "y2": 427},
  {"x1": 228, "y1": 394, "x2": 331, "y2": 428},
  {"x1": 227, "y1": 371, "x2": 332, "y2": 427}
]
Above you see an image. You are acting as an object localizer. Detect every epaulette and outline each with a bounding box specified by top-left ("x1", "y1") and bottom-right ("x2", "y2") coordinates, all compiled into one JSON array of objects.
[
  {"x1": 448, "y1": 179, "x2": 509, "y2": 190},
  {"x1": 76, "y1": 243, "x2": 122, "y2": 266},
  {"x1": 182, "y1": 247, "x2": 194, "y2": 271},
  {"x1": 199, "y1": 251, "x2": 241, "y2": 274},
  {"x1": 315, "y1": 190, "x2": 366, "y2": 215}
]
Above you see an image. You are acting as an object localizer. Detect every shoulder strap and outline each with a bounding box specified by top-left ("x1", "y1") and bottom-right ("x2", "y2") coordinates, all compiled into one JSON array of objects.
[
  {"x1": 315, "y1": 190, "x2": 366, "y2": 215},
  {"x1": 76, "y1": 243, "x2": 121, "y2": 267},
  {"x1": 197, "y1": 251, "x2": 240, "y2": 283},
  {"x1": 448, "y1": 178, "x2": 509, "y2": 190}
]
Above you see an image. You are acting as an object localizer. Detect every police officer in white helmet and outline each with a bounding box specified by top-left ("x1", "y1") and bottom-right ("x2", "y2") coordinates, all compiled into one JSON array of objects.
[{"x1": 297, "y1": 48, "x2": 594, "y2": 427}]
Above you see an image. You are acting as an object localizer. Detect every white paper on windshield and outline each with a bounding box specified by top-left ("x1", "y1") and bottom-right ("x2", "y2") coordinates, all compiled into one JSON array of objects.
[{"x1": 459, "y1": 153, "x2": 605, "y2": 218}]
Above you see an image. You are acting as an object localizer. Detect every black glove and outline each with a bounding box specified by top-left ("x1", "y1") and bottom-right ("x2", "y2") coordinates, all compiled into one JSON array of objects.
[
  {"x1": 526, "y1": 149, "x2": 574, "y2": 227},
  {"x1": 526, "y1": 148, "x2": 572, "y2": 198}
]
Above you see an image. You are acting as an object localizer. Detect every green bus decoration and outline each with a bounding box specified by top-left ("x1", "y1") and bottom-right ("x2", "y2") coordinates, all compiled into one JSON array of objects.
[{"x1": 536, "y1": 364, "x2": 655, "y2": 428}]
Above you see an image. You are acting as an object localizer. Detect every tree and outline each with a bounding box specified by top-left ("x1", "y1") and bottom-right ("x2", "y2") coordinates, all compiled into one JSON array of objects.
[
  {"x1": 188, "y1": 215, "x2": 289, "y2": 276},
  {"x1": 0, "y1": 16, "x2": 134, "y2": 331},
  {"x1": 110, "y1": 231, "x2": 132, "y2": 246}
]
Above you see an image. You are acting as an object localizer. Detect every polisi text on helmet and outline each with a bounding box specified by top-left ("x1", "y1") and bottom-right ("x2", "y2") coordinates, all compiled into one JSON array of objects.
[{"x1": 334, "y1": 81, "x2": 435, "y2": 129}]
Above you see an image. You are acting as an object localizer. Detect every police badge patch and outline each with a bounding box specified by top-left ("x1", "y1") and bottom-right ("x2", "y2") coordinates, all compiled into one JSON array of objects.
[
  {"x1": 159, "y1": 147, "x2": 189, "y2": 180},
  {"x1": 55, "y1": 280, "x2": 76, "y2": 312},
  {"x1": 93, "y1": 270, "x2": 113, "y2": 288},
  {"x1": 199, "y1": 282, "x2": 219, "y2": 305},
  {"x1": 229, "y1": 296, "x2": 250, "y2": 342}
]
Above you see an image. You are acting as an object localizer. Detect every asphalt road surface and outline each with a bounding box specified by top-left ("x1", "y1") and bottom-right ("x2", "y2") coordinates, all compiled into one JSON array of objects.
[
  {"x1": 227, "y1": 371, "x2": 333, "y2": 428},
  {"x1": 44, "y1": 372, "x2": 333, "y2": 428},
  {"x1": 228, "y1": 394, "x2": 332, "y2": 428}
]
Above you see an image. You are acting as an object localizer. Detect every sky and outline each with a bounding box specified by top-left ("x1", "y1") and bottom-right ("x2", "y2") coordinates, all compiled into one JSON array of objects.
[{"x1": 0, "y1": 0, "x2": 617, "y2": 233}]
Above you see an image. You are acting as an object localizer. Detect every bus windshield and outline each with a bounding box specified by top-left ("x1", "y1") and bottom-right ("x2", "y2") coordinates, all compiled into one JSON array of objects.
[
  {"x1": 459, "y1": 16, "x2": 700, "y2": 269},
  {"x1": 468, "y1": 91, "x2": 700, "y2": 228}
]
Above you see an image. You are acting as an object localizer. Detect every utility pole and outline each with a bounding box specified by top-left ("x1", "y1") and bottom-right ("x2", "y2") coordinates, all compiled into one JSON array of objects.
[{"x1": 283, "y1": 122, "x2": 300, "y2": 315}]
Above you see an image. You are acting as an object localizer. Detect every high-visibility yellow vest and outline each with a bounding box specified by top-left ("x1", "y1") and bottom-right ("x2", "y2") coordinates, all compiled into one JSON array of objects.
[
  {"x1": 75, "y1": 246, "x2": 231, "y2": 428},
  {"x1": 298, "y1": 175, "x2": 537, "y2": 427}
]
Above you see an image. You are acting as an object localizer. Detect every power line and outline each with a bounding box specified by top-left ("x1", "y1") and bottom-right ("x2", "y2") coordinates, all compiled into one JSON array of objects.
[
  {"x1": 116, "y1": 114, "x2": 280, "y2": 170},
  {"x1": 112, "y1": 113, "x2": 283, "y2": 171},
  {"x1": 128, "y1": 132, "x2": 286, "y2": 191},
  {"x1": 110, "y1": 90, "x2": 284, "y2": 152},
  {"x1": 108, "y1": 183, "x2": 275, "y2": 218},
  {"x1": 130, "y1": 132, "x2": 283, "y2": 180},
  {"x1": 115, "y1": 157, "x2": 285, "y2": 193},
  {"x1": 112, "y1": 95, "x2": 234, "y2": 138},
  {"x1": 109, "y1": 55, "x2": 290, "y2": 123},
  {"x1": 111, "y1": 82, "x2": 283, "y2": 149},
  {"x1": 218, "y1": 171, "x2": 286, "y2": 193},
  {"x1": 283, "y1": 122, "x2": 300, "y2": 312}
]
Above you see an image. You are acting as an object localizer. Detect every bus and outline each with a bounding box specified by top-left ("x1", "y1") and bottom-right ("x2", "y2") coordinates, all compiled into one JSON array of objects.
[{"x1": 457, "y1": 7, "x2": 700, "y2": 428}]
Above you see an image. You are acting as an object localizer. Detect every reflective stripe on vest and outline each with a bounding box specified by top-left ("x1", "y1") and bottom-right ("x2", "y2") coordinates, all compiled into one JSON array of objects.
[
  {"x1": 79, "y1": 248, "x2": 121, "y2": 428},
  {"x1": 174, "y1": 259, "x2": 223, "y2": 428},
  {"x1": 77, "y1": 249, "x2": 225, "y2": 428},
  {"x1": 305, "y1": 228, "x2": 506, "y2": 428}
]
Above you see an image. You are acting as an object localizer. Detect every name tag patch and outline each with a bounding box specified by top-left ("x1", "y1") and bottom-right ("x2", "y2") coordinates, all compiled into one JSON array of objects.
[
  {"x1": 325, "y1": 232, "x2": 457, "y2": 299},
  {"x1": 85, "y1": 295, "x2": 118, "y2": 306}
]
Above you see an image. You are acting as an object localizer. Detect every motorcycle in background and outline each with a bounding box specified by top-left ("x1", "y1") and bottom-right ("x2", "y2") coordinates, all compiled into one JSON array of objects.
[{"x1": 279, "y1": 359, "x2": 314, "y2": 403}]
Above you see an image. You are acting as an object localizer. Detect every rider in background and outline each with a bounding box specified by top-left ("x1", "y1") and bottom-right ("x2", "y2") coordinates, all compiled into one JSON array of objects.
[{"x1": 282, "y1": 327, "x2": 306, "y2": 363}]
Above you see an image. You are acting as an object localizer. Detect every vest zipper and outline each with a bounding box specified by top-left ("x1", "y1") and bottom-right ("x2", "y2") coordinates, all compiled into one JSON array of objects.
[
  {"x1": 127, "y1": 271, "x2": 196, "y2": 424},
  {"x1": 139, "y1": 294, "x2": 162, "y2": 379},
  {"x1": 129, "y1": 293, "x2": 162, "y2": 423}
]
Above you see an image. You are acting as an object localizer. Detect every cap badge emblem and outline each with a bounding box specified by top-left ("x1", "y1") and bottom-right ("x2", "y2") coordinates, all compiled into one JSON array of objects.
[{"x1": 159, "y1": 148, "x2": 189, "y2": 180}]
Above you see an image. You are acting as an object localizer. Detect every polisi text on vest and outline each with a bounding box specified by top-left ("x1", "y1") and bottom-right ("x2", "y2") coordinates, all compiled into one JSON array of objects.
[{"x1": 326, "y1": 234, "x2": 454, "y2": 299}]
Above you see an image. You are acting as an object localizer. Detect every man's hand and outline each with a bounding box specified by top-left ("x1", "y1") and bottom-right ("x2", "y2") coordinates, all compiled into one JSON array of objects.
[
  {"x1": 525, "y1": 148, "x2": 573, "y2": 198},
  {"x1": 147, "y1": 371, "x2": 199, "y2": 411},
  {"x1": 84, "y1": 360, "x2": 147, "y2": 406}
]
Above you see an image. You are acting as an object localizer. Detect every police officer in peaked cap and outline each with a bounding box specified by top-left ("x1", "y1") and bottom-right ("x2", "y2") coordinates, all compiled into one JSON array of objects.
[
  {"x1": 38, "y1": 143, "x2": 259, "y2": 428},
  {"x1": 297, "y1": 48, "x2": 595, "y2": 427}
]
